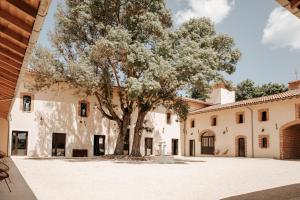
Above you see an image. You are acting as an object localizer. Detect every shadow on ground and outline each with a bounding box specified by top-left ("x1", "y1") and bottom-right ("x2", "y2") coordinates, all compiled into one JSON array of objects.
[
  {"x1": 0, "y1": 158, "x2": 37, "y2": 200},
  {"x1": 223, "y1": 184, "x2": 300, "y2": 200}
]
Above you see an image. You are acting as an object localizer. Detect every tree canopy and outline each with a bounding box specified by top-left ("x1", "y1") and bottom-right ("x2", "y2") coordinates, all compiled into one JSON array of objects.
[
  {"x1": 235, "y1": 79, "x2": 288, "y2": 101},
  {"x1": 30, "y1": 0, "x2": 241, "y2": 156}
]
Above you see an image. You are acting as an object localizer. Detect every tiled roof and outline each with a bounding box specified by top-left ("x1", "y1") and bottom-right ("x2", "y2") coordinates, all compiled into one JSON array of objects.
[
  {"x1": 180, "y1": 97, "x2": 212, "y2": 105},
  {"x1": 190, "y1": 89, "x2": 300, "y2": 115}
]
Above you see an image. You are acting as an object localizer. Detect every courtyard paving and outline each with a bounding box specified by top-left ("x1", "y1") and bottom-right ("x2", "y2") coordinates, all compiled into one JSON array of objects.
[{"x1": 9, "y1": 157, "x2": 300, "y2": 200}]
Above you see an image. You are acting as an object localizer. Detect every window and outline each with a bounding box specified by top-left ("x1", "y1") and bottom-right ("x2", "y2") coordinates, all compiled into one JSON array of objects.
[
  {"x1": 20, "y1": 93, "x2": 34, "y2": 112},
  {"x1": 236, "y1": 112, "x2": 244, "y2": 124},
  {"x1": 258, "y1": 109, "x2": 269, "y2": 122},
  {"x1": 78, "y1": 100, "x2": 89, "y2": 117},
  {"x1": 262, "y1": 137, "x2": 268, "y2": 148},
  {"x1": 191, "y1": 119, "x2": 195, "y2": 128},
  {"x1": 259, "y1": 135, "x2": 269, "y2": 148},
  {"x1": 166, "y1": 112, "x2": 171, "y2": 124},
  {"x1": 211, "y1": 116, "x2": 217, "y2": 126},
  {"x1": 23, "y1": 96, "x2": 31, "y2": 112}
]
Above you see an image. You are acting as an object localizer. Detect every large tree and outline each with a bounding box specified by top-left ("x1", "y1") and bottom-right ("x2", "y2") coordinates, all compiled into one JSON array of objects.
[
  {"x1": 236, "y1": 79, "x2": 288, "y2": 101},
  {"x1": 30, "y1": 0, "x2": 241, "y2": 156}
]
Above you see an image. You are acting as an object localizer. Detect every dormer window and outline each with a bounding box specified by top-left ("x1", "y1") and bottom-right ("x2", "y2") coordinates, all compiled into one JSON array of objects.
[{"x1": 79, "y1": 100, "x2": 89, "y2": 117}]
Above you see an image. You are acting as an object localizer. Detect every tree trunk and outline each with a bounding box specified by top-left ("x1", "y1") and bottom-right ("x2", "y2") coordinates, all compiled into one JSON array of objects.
[
  {"x1": 114, "y1": 114, "x2": 130, "y2": 155},
  {"x1": 131, "y1": 111, "x2": 147, "y2": 157}
]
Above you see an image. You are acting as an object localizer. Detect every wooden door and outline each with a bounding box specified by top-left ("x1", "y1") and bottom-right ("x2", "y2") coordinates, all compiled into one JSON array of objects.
[
  {"x1": 145, "y1": 137, "x2": 153, "y2": 156},
  {"x1": 172, "y1": 139, "x2": 179, "y2": 155},
  {"x1": 189, "y1": 140, "x2": 195, "y2": 156},
  {"x1": 201, "y1": 136, "x2": 215, "y2": 155},
  {"x1": 238, "y1": 138, "x2": 246, "y2": 157}
]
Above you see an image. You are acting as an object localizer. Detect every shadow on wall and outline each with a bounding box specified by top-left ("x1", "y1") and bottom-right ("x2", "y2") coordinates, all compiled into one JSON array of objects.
[{"x1": 30, "y1": 88, "x2": 117, "y2": 157}]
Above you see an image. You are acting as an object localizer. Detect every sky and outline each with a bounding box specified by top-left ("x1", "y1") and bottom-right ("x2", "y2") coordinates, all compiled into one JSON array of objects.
[{"x1": 38, "y1": 0, "x2": 300, "y2": 86}]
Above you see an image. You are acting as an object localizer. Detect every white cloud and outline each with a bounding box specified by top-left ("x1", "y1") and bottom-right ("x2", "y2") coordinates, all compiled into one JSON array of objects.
[
  {"x1": 262, "y1": 7, "x2": 300, "y2": 50},
  {"x1": 174, "y1": 0, "x2": 234, "y2": 26}
]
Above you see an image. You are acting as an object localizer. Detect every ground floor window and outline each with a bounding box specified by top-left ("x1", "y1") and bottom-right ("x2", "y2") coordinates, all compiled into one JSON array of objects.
[
  {"x1": 52, "y1": 133, "x2": 66, "y2": 156},
  {"x1": 145, "y1": 137, "x2": 153, "y2": 156},
  {"x1": 11, "y1": 131, "x2": 28, "y2": 156}
]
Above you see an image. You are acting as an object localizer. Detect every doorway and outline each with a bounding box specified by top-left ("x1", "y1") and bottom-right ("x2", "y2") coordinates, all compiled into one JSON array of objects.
[
  {"x1": 52, "y1": 133, "x2": 66, "y2": 156},
  {"x1": 11, "y1": 131, "x2": 28, "y2": 156},
  {"x1": 189, "y1": 139, "x2": 195, "y2": 156},
  {"x1": 145, "y1": 137, "x2": 153, "y2": 156},
  {"x1": 94, "y1": 135, "x2": 105, "y2": 156},
  {"x1": 172, "y1": 139, "x2": 179, "y2": 155},
  {"x1": 238, "y1": 138, "x2": 246, "y2": 157},
  {"x1": 201, "y1": 131, "x2": 215, "y2": 155}
]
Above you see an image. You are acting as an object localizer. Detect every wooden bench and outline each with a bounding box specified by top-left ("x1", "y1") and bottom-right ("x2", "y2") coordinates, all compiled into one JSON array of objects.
[{"x1": 72, "y1": 149, "x2": 88, "y2": 157}]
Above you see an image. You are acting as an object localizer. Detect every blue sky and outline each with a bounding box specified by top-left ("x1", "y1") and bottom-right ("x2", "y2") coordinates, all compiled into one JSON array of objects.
[{"x1": 38, "y1": 0, "x2": 300, "y2": 85}]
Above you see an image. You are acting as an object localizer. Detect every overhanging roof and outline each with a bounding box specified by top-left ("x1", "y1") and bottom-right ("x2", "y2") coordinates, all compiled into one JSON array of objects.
[
  {"x1": 277, "y1": 0, "x2": 300, "y2": 18},
  {"x1": 0, "y1": 0, "x2": 51, "y2": 118}
]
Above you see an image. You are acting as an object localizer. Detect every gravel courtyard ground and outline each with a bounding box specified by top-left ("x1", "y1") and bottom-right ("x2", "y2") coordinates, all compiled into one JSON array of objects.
[{"x1": 10, "y1": 157, "x2": 300, "y2": 200}]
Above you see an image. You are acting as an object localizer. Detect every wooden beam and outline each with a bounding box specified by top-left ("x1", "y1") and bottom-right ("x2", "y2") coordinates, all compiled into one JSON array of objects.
[
  {"x1": 0, "y1": 87, "x2": 14, "y2": 97},
  {"x1": 0, "y1": 85, "x2": 15, "y2": 94},
  {"x1": 0, "y1": 62, "x2": 20, "y2": 77},
  {"x1": 0, "y1": 37, "x2": 26, "y2": 57},
  {"x1": 0, "y1": 54, "x2": 22, "y2": 70},
  {"x1": 0, "y1": 60, "x2": 20, "y2": 76},
  {"x1": 0, "y1": 10, "x2": 32, "y2": 34},
  {"x1": 291, "y1": 0, "x2": 300, "y2": 8},
  {"x1": 0, "y1": 79, "x2": 16, "y2": 89},
  {"x1": 0, "y1": 47, "x2": 23, "y2": 64},
  {"x1": 0, "y1": 70, "x2": 18, "y2": 83},
  {"x1": 6, "y1": 0, "x2": 38, "y2": 19},
  {"x1": 0, "y1": 24, "x2": 29, "y2": 46}
]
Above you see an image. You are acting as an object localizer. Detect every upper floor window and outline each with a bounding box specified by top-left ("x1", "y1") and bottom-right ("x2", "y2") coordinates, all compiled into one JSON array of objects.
[
  {"x1": 211, "y1": 116, "x2": 217, "y2": 126},
  {"x1": 21, "y1": 93, "x2": 33, "y2": 112},
  {"x1": 79, "y1": 100, "x2": 89, "y2": 117},
  {"x1": 166, "y1": 112, "x2": 172, "y2": 125},
  {"x1": 191, "y1": 119, "x2": 195, "y2": 128},
  {"x1": 236, "y1": 112, "x2": 244, "y2": 124},
  {"x1": 258, "y1": 109, "x2": 269, "y2": 122}
]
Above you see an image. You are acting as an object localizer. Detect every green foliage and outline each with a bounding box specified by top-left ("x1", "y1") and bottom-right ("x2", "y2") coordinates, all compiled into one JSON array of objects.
[
  {"x1": 236, "y1": 79, "x2": 288, "y2": 101},
  {"x1": 30, "y1": 0, "x2": 241, "y2": 155}
]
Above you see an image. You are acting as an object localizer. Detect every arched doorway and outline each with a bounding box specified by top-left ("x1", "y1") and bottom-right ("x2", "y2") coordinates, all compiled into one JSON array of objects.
[
  {"x1": 200, "y1": 130, "x2": 215, "y2": 155},
  {"x1": 235, "y1": 135, "x2": 247, "y2": 157},
  {"x1": 280, "y1": 120, "x2": 300, "y2": 159}
]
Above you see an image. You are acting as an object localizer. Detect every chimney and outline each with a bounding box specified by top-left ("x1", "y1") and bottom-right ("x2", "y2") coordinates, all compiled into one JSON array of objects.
[
  {"x1": 207, "y1": 83, "x2": 236, "y2": 105},
  {"x1": 288, "y1": 80, "x2": 300, "y2": 90}
]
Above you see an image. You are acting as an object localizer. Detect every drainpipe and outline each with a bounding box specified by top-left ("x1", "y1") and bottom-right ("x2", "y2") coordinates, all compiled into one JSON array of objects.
[{"x1": 246, "y1": 107, "x2": 254, "y2": 158}]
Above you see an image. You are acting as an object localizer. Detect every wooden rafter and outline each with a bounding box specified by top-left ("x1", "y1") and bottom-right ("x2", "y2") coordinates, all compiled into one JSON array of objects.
[
  {"x1": 0, "y1": 10, "x2": 32, "y2": 34},
  {"x1": 0, "y1": 78, "x2": 17, "y2": 89},
  {"x1": 0, "y1": 37, "x2": 26, "y2": 57},
  {"x1": 291, "y1": 0, "x2": 300, "y2": 8},
  {"x1": 0, "y1": 60, "x2": 20, "y2": 75},
  {"x1": 0, "y1": 70, "x2": 18, "y2": 83},
  {"x1": 6, "y1": 0, "x2": 38, "y2": 19},
  {"x1": 0, "y1": 24, "x2": 29, "y2": 47},
  {"x1": 0, "y1": 54, "x2": 22, "y2": 70},
  {"x1": 0, "y1": 47, "x2": 23, "y2": 64}
]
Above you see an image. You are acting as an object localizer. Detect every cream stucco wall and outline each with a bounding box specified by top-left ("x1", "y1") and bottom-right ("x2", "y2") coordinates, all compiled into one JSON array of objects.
[
  {"x1": 8, "y1": 75, "x2": 181, "y2": 158},
  {"x1": 0, "y1": 118, "x2": 8, "y2": 155},
  {"x1": 184, "y1": 98, "x2": 300, "y2": 159}
]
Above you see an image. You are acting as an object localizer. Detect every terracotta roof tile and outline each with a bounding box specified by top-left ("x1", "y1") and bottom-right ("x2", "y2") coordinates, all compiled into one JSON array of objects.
[{"x1": 190, "y1": 89, "x2": 300, "y2": 114}]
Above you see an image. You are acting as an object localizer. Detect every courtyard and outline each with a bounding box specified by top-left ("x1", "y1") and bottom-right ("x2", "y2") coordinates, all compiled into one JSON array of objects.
[{"x1": 3, "y1": 157, "x2": 300, "y2": 200}]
